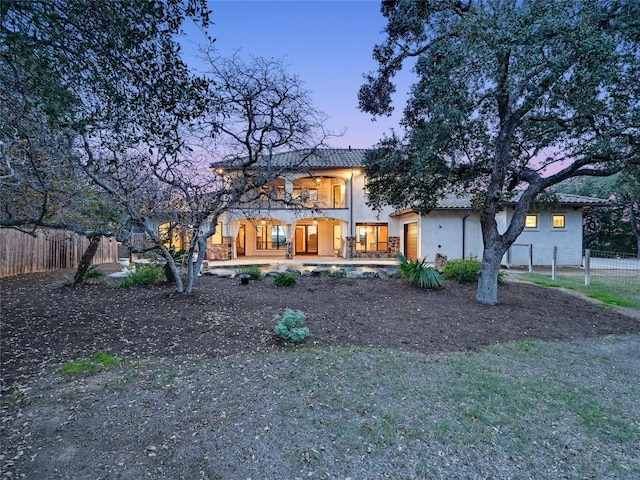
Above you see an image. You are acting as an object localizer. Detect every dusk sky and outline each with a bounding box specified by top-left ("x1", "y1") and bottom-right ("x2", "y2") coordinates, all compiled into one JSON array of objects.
[{"x1": 184, "y1": 0, "x2": 412, "y2": 149}]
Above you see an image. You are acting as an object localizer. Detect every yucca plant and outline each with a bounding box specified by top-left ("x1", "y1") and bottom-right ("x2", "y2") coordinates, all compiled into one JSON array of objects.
[{"x1": 396, "y1": 252, "x2": 446, "y2": 289}]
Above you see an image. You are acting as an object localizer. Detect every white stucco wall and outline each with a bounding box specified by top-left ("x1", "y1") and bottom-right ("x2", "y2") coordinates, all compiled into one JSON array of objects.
[
  {"x1": 505, "y1": 208, "x2": 584, "y2": 266},
  {"x1": 419, "y1": 211, "x2": 482, "y2": 262},
  {"x1": 349, "y1": 171, "x2": 396, "y2": 226}
]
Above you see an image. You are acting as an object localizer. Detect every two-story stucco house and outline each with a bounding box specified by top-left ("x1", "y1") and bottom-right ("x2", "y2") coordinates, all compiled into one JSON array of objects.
[{"x1": 200, "y1": 148, "x2": 606, "y2": 265}]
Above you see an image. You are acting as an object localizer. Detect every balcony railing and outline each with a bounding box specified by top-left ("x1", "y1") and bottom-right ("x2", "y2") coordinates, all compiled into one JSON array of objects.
[{"x1": 237, "y1": 193, "x2": 346, "y2": 210}]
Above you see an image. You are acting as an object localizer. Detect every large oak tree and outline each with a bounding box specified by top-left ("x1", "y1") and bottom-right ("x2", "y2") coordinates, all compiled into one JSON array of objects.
[{"x1": 359, "y1": 0, "x2": 640, "y2": 305}]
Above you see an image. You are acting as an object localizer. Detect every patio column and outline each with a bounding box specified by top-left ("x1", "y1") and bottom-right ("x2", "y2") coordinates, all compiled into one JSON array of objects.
[
  {"x1": 285, "y1": 223, "x2": 293, "y2": 259},
  {"x1": 229, "y1": 222, "x2": 239, "y2": 259},
  {"x1": 284, "y1": 175, "x2": 294, "y2": 200}
]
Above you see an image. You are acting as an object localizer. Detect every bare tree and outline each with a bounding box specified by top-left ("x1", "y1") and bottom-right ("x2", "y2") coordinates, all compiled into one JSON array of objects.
[{"x1": 77, "y1": 54, "x2": 332, "y2": 293}]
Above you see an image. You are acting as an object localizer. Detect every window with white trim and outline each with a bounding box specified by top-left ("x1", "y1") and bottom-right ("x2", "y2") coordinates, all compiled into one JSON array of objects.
[
  {"x1": 355, "y1": 223, "x2": 388, "y2": 252},
  {"x1": 525, "y1": 215, "x2": 538, "y2": 229},
  {"x1": 552, "y1": 214, "x2": 566, "y2": 229},
  {"x1": 256, "y1": 224, "x2": 286, "y2": 250}
]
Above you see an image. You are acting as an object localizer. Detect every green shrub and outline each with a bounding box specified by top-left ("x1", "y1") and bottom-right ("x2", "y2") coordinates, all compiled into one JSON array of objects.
[
  {"x1": 274, "y1": 272, "x2": 298, "y2": 287},
  {"x1": 84, "y1": 265, "x2": 106, "y2": 280},
  {"x1": 120, "y1": 265, "x2": 164, "y2": 287},
  {"x1": 329, "y1": 269, "x2": 346, "y2": 278},
  {"x1": 59, "y1": 352, "x2": 121, "y2": 375},
  {"x1": 237, "y1": 265, "x2": 263, "y2": 279},
  {"x1": 396, "y1": 253, "x2": 446, "y2": 289},
  {"x1": 274, "y1": 309, "x2": 309, "y2": 343},
  {"x1": 443, "y1": 258, "x2": 481, "y2": 282},
  {"x1": 443, "y1": 257, "x2": 506, "y2": 283},
  {"x1": 73, "y1": 265, "x2": 106, "y2": 285}
]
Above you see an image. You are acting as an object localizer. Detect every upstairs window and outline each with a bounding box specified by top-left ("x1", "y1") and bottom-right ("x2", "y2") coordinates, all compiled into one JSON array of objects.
[
  {"x1": 525, "y1": 215, "x2": 538, "y2": 229},
  {"x1": 552, "y1": 214, "x2": 566, "y2": 229}
]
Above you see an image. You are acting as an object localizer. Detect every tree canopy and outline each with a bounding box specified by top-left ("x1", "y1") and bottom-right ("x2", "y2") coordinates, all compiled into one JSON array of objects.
[
  {"x1": 1, "y1": 0, "x2": 210, "y2": 235},
  {"x1": 556, "y1": 166, "x2": 640, "y2": 255},
  {"x1": 359, "y1": 0, "x2": 640, "y2": 304}
]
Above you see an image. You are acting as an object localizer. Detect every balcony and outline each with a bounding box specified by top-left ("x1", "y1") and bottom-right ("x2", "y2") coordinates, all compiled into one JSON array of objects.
[{"x1": 239, "y1": 177, "x2": 347, "y2": 210}]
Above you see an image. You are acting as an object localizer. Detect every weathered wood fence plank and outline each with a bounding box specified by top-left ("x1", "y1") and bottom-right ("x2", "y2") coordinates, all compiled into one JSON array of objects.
[{"x1": 0, "y1": 229, "x2": 118, "y2": 277}]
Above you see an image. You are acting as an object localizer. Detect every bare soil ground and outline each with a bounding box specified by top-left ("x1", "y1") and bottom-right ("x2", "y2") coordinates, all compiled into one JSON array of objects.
[
  {"x1": 2, "y1": 265, "x2": 639, "y2": 394},
  {"x1": 2, "y1": 266, "x2": 640, "y2": 479}
]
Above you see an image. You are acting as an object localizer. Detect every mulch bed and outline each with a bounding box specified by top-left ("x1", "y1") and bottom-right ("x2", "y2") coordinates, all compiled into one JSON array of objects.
[{"x1": 1, "y1": 266, "x2": 639, "y2": 394}]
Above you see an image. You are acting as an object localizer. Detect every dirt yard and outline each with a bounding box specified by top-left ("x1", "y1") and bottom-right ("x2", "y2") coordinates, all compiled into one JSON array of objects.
[
  {"x1": 2, "y1": 266, "x2": 639, "y2": 394},
  {"x1": 2, "y1": 267, "x2": 640, "y2": 479}
]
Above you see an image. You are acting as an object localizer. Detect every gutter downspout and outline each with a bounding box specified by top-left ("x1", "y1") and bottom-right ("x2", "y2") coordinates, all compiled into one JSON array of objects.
[
  {"x1": 349, "y1": 171, "x2": 354, "y2": 259},
  {"x1": 462, "y1": 212, "x2": 470, "y2": 259}
]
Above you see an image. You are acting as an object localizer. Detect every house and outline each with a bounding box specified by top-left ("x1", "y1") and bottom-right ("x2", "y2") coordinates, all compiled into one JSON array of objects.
[{"x1": 202, "y1": 148, "x2": 607, "y2": 266}]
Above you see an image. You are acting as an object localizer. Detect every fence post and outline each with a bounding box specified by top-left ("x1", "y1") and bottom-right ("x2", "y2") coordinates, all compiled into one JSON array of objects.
[
  {"x1": 528, "y1": 244, "x2": 533, "y2": 274},
  {"x1": 506, "y1": 246, "x2": 511, "y2": 269},
  {"x1": 584, "y1": 248, "x2": 591, "y2": 286},
  {"x1": 552, "y1": 246, "x2": 557, "y2": 280}
]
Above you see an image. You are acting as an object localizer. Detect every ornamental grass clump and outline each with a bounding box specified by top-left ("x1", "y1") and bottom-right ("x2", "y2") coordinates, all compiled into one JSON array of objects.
[
  {"x1": 274, "y1": 272, "x2": 298, "y2": 287},
  {"x1": 396, "y1": 252, "x2": 446, "y2": 289},
  {"x1": 274, "y1": 309, "x2": 309, "y2": 343},
  {"x1": 236, "y1": 265, "x2": 263, "y2": 279},
  {"x1": 120, "y1": 265, "x2": 164, "y2": 287}
]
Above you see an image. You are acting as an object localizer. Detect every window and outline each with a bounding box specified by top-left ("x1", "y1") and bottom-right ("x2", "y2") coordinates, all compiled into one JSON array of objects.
[
  {"x1": 355, "y1": 223, "x2": 388, "y2": 252},
  {"x1": 210, "y1": 223, "x2": 223, "y2": 245},
  {"x1": 525, "y1": 215, "x2": 538, "y2": 229},
  {"x1": 159, "y1": 222, "x2": 188, "y2": 251},
  {"x1": 256, "y1": 224, "x2": 286, "y2": 250},
  {"x1": 333, "y1": 184, "x2": 343, "y2": 208},
  {"x1": 552, "y1": 214, "x2": 566, "y2": 229},
  {"x1": 333, "y1": 224, "x2": 342, "y2": 250},
  {"x1": 293, "y1": 187, "x2": 318, "y2": 202}
]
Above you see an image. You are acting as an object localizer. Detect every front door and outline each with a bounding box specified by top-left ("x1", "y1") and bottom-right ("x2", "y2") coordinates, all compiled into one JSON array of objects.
[
  {"x1": 404, "y1": 222, "x2": 418, "y2": 261},
  {"x1": 295, "y1": 225, "x2": 318, "y2": 254}
]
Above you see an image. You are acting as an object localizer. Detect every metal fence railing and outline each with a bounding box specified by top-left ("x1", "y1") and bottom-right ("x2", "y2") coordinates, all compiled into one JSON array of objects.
[{"x1": 506, "y1": 244, "x2": 640, "y2": 286}]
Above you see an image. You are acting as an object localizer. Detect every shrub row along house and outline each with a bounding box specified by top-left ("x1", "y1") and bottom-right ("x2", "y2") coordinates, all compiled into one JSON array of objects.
[{"x1": 158, "y1": 149, "x2": 607, "y2": 266}]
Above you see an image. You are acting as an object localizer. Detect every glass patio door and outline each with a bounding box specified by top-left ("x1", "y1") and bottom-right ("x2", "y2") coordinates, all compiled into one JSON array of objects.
[{"x1": 295, "y1": 225, "x2": 318, "y2": 254}]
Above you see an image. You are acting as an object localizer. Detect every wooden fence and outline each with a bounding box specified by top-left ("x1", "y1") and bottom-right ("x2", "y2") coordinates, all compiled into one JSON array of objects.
[{"x1": 0, "y1": 228, "x2": 118, "y2": 277}]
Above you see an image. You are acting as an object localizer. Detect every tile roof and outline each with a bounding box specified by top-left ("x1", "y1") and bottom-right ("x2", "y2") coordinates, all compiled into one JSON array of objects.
[
  {"x1": 544, "y1": 193, "x2": 611, "y2": 206},
  {"x1": 436, "y1": 192, "x2": 609, "y2": 209},
  {"x1": 394, "y1": 192, "x2": 609, "y2": 214},
  {"x1": 212, "y1": 148, "x2": 368, "y2": 170}
]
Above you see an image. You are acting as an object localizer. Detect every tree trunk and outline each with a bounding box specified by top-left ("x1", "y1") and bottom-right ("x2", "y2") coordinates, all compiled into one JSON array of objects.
[
  {"x1": 185, "y1": 238, "x2": 207, "y2": 294},
  {"x1": 167, "y1": 258, "x2": 184, "y2": 293},
  {"x1": 476, "y1": 243, "x2": 505, "y2": 306},
  {"x1": 73, "y1": 235, "x2": 101, "y2": 284}
]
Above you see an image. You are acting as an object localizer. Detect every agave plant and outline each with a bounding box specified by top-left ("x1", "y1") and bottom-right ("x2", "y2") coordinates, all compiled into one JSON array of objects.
[{"x1": 396, "y1": 252, "x2": 446, "y2": 289}]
